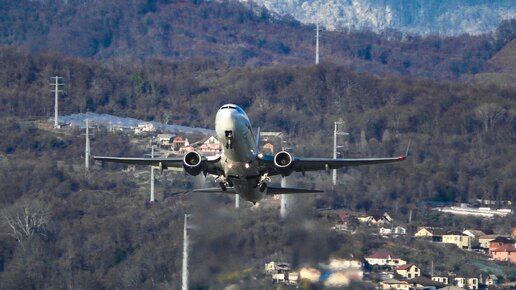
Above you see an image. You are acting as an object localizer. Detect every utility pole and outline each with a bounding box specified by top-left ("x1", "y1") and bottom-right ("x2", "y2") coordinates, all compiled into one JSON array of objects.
[
  {"x1": 150, "y1": 146, "x2": 156, "y2": 202},
  {"x1": 182, "y1": 214, "x2": 190, "y2": 290},
  {"x1": 50, "y1": 76, "x2": 64, "y2": 128},
  {"x1": 315, "y1": 23, "x2": 319, "y2": 64},
  {"x1": 85, "y1": 119, "x2": 91, "y2": 171},
  {"x1": 280, "y1": 177, "x2": 288, "y2": 219},
  {"x1": 333, "y1": 121, "x2": 349, "y2": 186}
]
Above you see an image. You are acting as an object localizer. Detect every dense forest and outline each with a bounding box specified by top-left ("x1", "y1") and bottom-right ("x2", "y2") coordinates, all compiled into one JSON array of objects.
[
  {"x1": 0, "y1": 0, "x2": 515, "y2": 289},
  {"x1": 0, "y1": 0, "x2": 515, "y2": 80}
]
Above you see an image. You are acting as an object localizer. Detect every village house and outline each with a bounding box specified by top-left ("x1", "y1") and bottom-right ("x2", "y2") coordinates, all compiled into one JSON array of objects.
[
  {"x1": 171, "y1": 136, "x2": 189, "y2": 152},
  {"x1": 379, "y1": 279, "x2": 409, "y2": 290},
  {"x1": 432, "y1": 275, "x2": 450, "y2": 285},
  {"x1": 484, "y1": 274, "x2": 498, "y2": 286},
  {"x1": 442, "y1": 231, "x2": 471, "y2": 249},
  {"x1": 395, "y1": 263, "x2": 421, "y2": 279},
  {"x1": 134, "y1": 122, "x2": 156, "y2": 135},
  {"x1": 478, "y1": 234, "x2": 498, "y2": 249},
  {"x1": 197, "y1": 136, "x2": 222, "y2": 155},
  {"x1": 365, "y1": 249, "x2": 407, "y2": 267},
  {"x1": 379, "y1": 226, "x2": 407, "y2": 236},
  {"x1": 453, "y1": 276, "x2": 479, "y2": 289},
  {"x1": 264, "y1": 261, "x2": 290, "y2": 274},
  {"x1": 407, "y1": 276, "x2": 447, "y2": 289},
  {"x1": 488, "y1": 236, "x2": 515, "y2": 254},
  {"x1": 358, "y1": 210, "x2": 393, "y2": 225},
  {"x1": 462, "y1": 229, "x2": 486, "y2": 240},
  {"x1": 262, "y1": 142, "x2": 274, "y2": 155},
  {"x1": 298, "y1": 266, "x2": 321, "y2": 283},
  {"x1": 491, "y1": 245, "x2": 516, "y2": 263},
  {"x1": 156, "y1": 133, "x2": 175, "y2": 149},
  {"x1": 414, "y1": 226, "x2": 446, "y2": 242}
]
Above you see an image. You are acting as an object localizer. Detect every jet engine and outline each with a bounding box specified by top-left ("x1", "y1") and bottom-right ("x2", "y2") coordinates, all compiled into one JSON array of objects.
[
  {"x1": 183, "y1": 151, "x2": 204, "y2": 176},
  {"x1": 274, "y1": 151, "x2": 294, "y2": 176}
]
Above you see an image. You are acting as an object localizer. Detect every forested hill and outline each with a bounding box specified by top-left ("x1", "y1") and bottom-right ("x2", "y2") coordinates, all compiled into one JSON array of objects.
[
  {"x1": 1, "y1": 45, "x2": 515, "y2": 205},
  {"x1": 1, "y1": 0, "x2": 515, "y2": 80}
]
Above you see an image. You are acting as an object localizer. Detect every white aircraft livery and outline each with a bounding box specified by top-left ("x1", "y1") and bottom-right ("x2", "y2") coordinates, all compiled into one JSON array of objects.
[{"x1": 94, "y1": 104, "x2": 408, "y2": 203}]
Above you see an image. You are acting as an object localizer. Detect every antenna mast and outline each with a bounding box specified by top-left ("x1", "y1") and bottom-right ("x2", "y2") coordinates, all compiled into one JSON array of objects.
[
  {"x1": 51, "y1": 76, "x2": 64, "y2": 128},
  {"x1": 315, "y1": 23, "x2": 320, "y2": 64},
  {"x1": 85, "y1": 119, "x2": 90, "y2": 171}
]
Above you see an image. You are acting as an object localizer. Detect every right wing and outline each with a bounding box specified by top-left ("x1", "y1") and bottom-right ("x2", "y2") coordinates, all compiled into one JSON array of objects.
[{"x1": 93, "y1": 155, "x2": 223, "y2": 175}]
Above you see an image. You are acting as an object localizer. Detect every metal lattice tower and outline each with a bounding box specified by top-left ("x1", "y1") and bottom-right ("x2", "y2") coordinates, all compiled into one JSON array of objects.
[{"x1": 333, "y1": 121, "x2": 349, "y2": 186}]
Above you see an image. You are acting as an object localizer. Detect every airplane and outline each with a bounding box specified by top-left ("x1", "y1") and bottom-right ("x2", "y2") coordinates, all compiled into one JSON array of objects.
[{"x1": 94, "y1": 104, "x2": 408, "y2": 204}]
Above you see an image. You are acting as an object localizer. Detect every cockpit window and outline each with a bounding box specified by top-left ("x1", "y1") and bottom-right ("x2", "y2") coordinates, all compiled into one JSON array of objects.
[{"x1": 219, "y1": 104, "x2": 245, "y2": 114}]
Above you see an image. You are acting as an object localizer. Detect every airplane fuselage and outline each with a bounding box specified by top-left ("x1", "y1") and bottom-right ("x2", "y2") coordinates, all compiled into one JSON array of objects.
[{"x1": 215, "y1": 104, "x2": 265, "y2": 202}]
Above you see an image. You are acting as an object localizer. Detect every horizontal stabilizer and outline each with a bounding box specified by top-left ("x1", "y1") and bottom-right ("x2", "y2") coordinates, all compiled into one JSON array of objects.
[
  {"x1": 192, "y1": 187, "x2": 237, "y2": 194},
  {"x1": 266, "y1": 187, "x2": 323, "y2": 195}
]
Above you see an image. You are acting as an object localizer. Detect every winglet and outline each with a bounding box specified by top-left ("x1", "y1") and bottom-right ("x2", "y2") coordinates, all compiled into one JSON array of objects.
[
  {"x1": 405, "y1": 140, "x2": 411, "y2": 157},
  {"x1": 399, "y1": 140, "x2": 411, "y2": 160}
]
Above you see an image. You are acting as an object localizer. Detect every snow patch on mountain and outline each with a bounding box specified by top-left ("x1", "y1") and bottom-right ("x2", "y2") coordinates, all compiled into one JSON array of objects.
[{"x1": 241, "y1": 0, "x2": 516, "y2": 35}]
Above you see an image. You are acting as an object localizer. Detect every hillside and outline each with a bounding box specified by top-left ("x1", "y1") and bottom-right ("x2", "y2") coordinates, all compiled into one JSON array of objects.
[
  {"x1": 474, "y1": 39, "x2": 516, "y2": 87},
  {"x1": 0, "y1": 47, "x2": 515, "y2": 287},
  {"x1": 247, "y1": 0, "x2": 516, "y2": 36},
  {"x1": 1, "y1": 0, "x2": 514, "y2": 80}
]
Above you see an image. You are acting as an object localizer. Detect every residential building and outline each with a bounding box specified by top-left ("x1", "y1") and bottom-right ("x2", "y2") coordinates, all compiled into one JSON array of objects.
[
  {"x1": 197, "y1": 136, "x2": 222, "y2": 155},
  {"x1": 287, "y1": 272, "x2": 299, "y2": 285},
  {"x1": 415, "y1": 226, "x2": 446, "y2": 242},
  {"x1": 407, "y1": 276, "x2": 446, "y2": 289},
  {"x1": 264, "y1": 261, "x2": 290, "y2": 274},
  {"x1": 432, "y1": 275, "x2": 450, "y2": 285},
  {"x1": 454, "y1": 277, "x2": 479, "y2": 289},
  {"x1": 491, "y1": 245, "x2": 516, "y2": 263},
  {"x1": 462, "y1": 229, "x2": 485, "y2": 240},
  {"x1": 135, "y1": 122, "x2": 156, "y2": 134},
  {"x1": 395, "y1": 263, "x2": 421, "y2": 279},
  {"x1": 172, "y1": 136, "x2": 189, "y2": 151},
  {"x1": 365, "y1": 249, "x2": 407, "y2": 267},
  {"x1": 379, "y1": 279, "x2": 409, "y2": 290},
  {"x1": 488, "y1": 237, "x2": 515, "y2": 254},
  {"x1": 442, "y1": 231, "x2": 471, "y2": 249},
  {"x1": 380, "y1": 226, "x2": 407, "y2": 236},
  {"x1": 299, "y1": 266, "x2": 321, "y2": 282},
  {"x1": 484, "y1": 274, "x2": 498, "y2": 287},
  {"x1": 358, "y1": 211, "x2": 393, "y2": 225},
  {"x1": 262, "y1": 142, "x2": 274, "y2": 154},
  {"x1": 478, "y1": 235, "x2": 498, "y2": 249},
  {"x1": 156, "y1": 133, "x2": 175, "y2": 148}
]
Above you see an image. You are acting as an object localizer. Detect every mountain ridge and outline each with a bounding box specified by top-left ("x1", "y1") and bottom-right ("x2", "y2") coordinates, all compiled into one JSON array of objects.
[{"x1": 244, "y1": 0, "x2": 516, "y2": 36}]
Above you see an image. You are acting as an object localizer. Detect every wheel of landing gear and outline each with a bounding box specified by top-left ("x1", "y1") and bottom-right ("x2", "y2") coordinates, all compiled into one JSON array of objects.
[
  {"x1": 219, "y1": 182, "x2": 227, "y2": 192},
  {"x1": 259, "y1": 182, "x2": 267, "y2": 192}
]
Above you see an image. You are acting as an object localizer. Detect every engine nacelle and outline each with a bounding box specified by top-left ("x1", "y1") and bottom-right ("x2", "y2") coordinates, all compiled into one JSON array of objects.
[
  {"x1": 183, "y1": 151, "x2": 204, "y2": 176},
  {"x1": 274, "y1": 151, "x2": 294, "y2": 176}
]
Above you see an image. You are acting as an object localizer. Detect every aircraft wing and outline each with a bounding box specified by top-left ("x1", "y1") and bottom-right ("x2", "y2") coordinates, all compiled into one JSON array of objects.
[
  {"x1": 292, "y1": 155, "x2": 406, "y2": 172},
  {"x1": 93, "y1": 156, "x2": 183, "y2": 167},
  {"x1": 93, "y1": 155, "x2": 223, "y2": 175}
]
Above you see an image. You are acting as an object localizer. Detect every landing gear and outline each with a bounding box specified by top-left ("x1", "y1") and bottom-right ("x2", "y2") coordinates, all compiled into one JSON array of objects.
[
  {"x1": 225, "y1": 131, "x2": 233, "y2": 149},
  {"x1": 257, "y1": 173, "x2": 271, "y2": 192},
  {"x1": 216, "y1": 175, "x2": 231, "y2": 192},
  {"x1": 259, "y1": 182, "x2": 267, "y2": 192}
]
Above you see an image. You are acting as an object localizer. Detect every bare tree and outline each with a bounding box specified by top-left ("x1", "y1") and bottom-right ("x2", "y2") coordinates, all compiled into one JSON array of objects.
[
  {"x1": 3, "y1": 199, "x2": 50, "y2": 246},
  {"x1": 474, "y1": 103, "x2": 505, "y2": 132}
]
